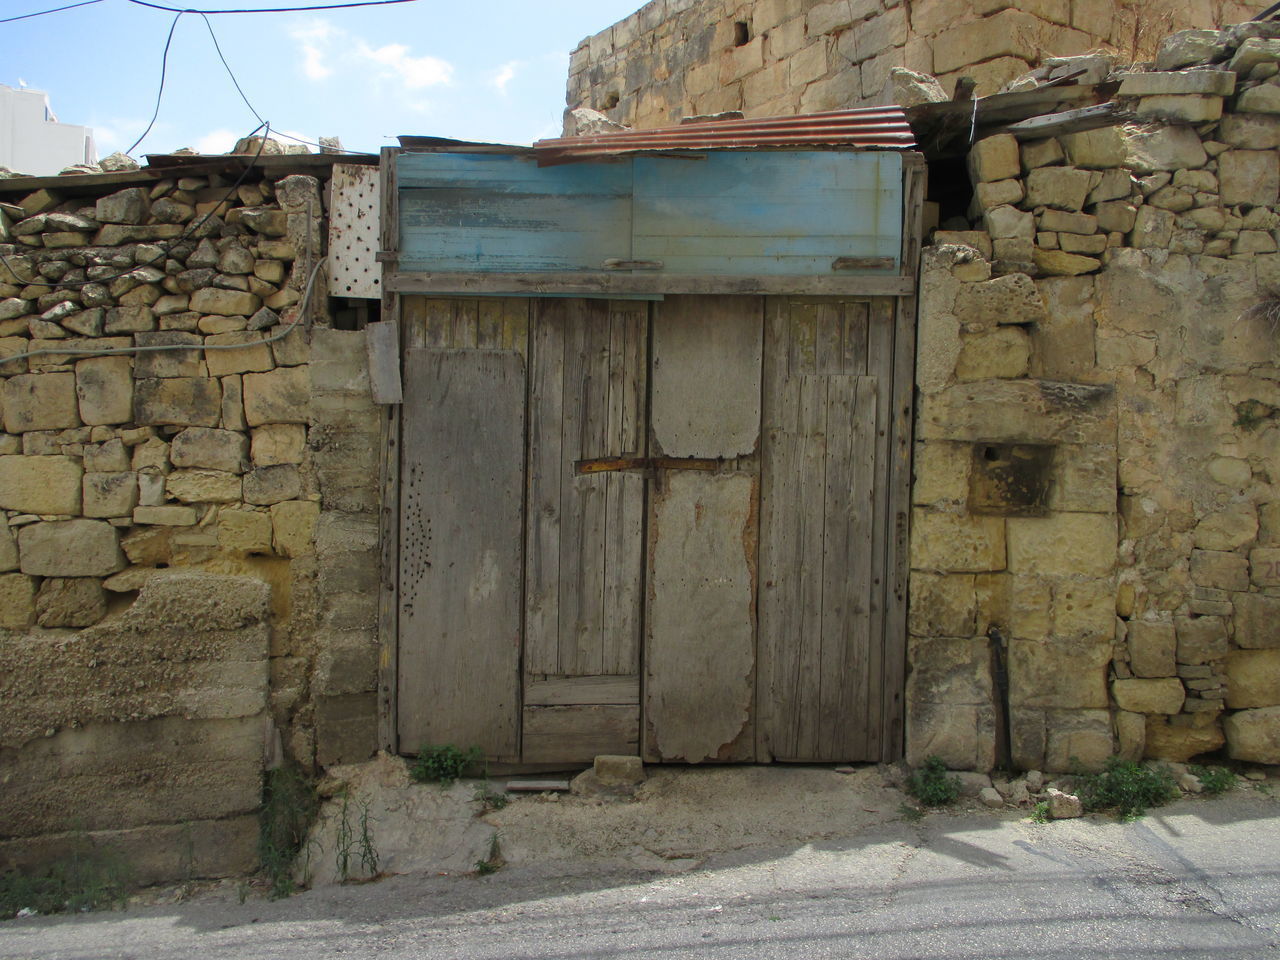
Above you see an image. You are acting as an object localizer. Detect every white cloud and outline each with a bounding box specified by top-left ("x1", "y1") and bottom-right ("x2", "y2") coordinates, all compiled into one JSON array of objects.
[
  {"x1": 491, "y1": 60, "x2": 520, "y2": 95},
  {"x1": 290, "y1": 18, "x2": 451, "y2": 91},
  {"x1": 195, "y1": 128, "x2": 240, "y2": 154}
]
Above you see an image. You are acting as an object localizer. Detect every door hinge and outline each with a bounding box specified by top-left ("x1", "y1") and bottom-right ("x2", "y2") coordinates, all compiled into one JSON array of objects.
[{"x1": 575, "y1": 456, "x2": 720, "y2": 475}]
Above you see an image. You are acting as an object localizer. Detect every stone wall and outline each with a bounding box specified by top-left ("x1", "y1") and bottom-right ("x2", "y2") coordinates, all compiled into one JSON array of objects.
[
  {"x1": 910, "y1": 40, "x2": 1280, "y2": 772},
  {"x1": 0, "y1": 161, "x2": 382, "y2": 880},
  {"x1": 567, "y1": 0, "x2": 1267, "y2": 130}
]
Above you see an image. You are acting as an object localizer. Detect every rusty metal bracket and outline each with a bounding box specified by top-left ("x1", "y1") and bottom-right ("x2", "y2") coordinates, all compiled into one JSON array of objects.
[
  {"x1": 831, "y1": 256, "x2": 897, "y2": 271},
  {"x1": 602, "y1": 258, "x2": 665, "y2": 270},
  {"x1": 575, "y1": 456, "x2": 720, "y2": 475}
]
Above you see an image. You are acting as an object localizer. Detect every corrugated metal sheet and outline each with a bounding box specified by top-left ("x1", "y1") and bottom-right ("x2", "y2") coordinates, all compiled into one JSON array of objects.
[{"x1": 533, "y1": 107, "x2": 914, "y2": 165}]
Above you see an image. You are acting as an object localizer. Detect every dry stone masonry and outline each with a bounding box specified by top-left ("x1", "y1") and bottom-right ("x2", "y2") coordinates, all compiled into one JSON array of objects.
[
  {"x1": 566, "y1": 0, "x2": 1268, "y2": 131},
  {"x1": 910, "y1": 24, "x2": 1280, "y2": 771},
  {"x1": 0, "y1": 158, "x2": 383, "y2": 881}
]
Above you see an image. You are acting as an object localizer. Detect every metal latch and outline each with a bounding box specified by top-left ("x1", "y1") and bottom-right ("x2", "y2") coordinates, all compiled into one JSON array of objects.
[
  {"x1": 602, "y1": 259, "x2": 664, "y2": 270},
  {"x1": 575, "y1": 456, "x2": 719, "y2": 475}
]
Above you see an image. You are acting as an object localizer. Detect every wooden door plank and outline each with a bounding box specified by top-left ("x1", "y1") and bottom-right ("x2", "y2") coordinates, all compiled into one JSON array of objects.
[
  {"x1": 525, "y1": 675, "x2": 639, "y2": 706},
  {"x1": 397, "y1": 348, "x2": 524, "y2": 759},
  {"x1": 522, "y1": 705, "x2": 639, "y2": 763},
  {"x1": 816, "y1": 374, "x2": 854, "y2": 759},
  {"x1": 841, "y1": 301, "x2": 870, "y2": 376},
  {"x1": 790, "y1": 375, "x2": 828, "y2": 759},
  {"x1": 524, "y1": 302, "x2": 566, "y2": 676},
  {"x1": 864, "y1": 298, "x2": 896, "y2": 758},
  {"x1": 814, "y1": 301, "x2": 844, "y2": 377}
]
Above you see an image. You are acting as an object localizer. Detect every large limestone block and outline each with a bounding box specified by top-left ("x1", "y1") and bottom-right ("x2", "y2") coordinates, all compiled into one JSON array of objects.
[
  {"x1": 1237, "y1": 81, "x2": 1280, "y2": 114},
  {"x1": 83, "y1": 472, "x2": 138, "y2": 518},
  {"x1": 1009, "y1": 637, "x2": 1111, "y2": 708},
  {"x1": 189, "y1": 288, "x2": 261, "y2": 317},
  {"x1": 250, "y1": 423, "x2": 306, "y2": 466},
  {"x1": 1218, "y1": 149, "x2": 1280, "y2": 206},
  {"x1": 74, "y1": 356, "x2": 133, "y2": 426},
  {"x1": 1194, "y1": 507, "x2": 1258, "y2": 551},
  {"x1": 1050, "y1": 578, "x2": 1113, "y2": 639},
  {"x1": 910, "y1": 510, "x2": 1006, "y2": 572},
  {"x1": 918, "y1": 380, "x2": 1115, "y2": 445},
  {"x1": 1024, "y1": 166, "x2": 1092, "y2": 211},
  {"x1": 1234, "y1": 592, "x2": 1280, "y2": 649},
  {"x1": 165, "y1": 469, "x2": 242, "y2": 503},
  {"x1": 0, "y1": 455, "x2": 82, "y2": 514},
  {"x1": 2, "y1": 372, "x2": 80, "y2": 432},
  {"x1": 1219, "y1": 113, "x2": 1280, "y2": 149},
  {"x1": 133, "y1": 377, "x2": 221, "y2": 427},
  {"x1": 1253, "y1": 548, "x2": 1280, "y2": 587},
  {"x1": 905, "y1": 700, "x2": 997, "y2": 772},
  {"x1": 1033, "y1": 249, "x2": 1100, "y2": 276},
  {"x1": 1224, "y1": 706, "x2": 1280, "y2": 764},
  {"x1": 1156, "y1": 30, "x2": 1229, "y2": 71},
  {"x1": 204, "y1": 332, "x2": 275, "y2": 378},
  {"x1": 1117, "y1": 70, "x2": 1235, "y2": 97},
  {"x1": 1043, "y1": 709, "x2": 1115, "y2": 773},
  {"x1": 956, "y1": 327, "x2": 1030, "y2": 380},
  {"x1": 1129, "y1": 205, "x2": 1175, "y2": 249},
  {"x1": 1146, "y1": 715, "x2": 1224, "y2": 762},
  {"x1": 1124, "y1": 125, "x2": 1207, "y2": 172},
  {"x1": 0, "y1": 573, "x2": 36, "y2": 628},
  {"x1": 243, "y1": 464, "x2": 302, "y2": 505},
  {"x1": 906, "y1": 636, "x2": 992, "y2": 706},
  {"x1": 0, "y1": 517, "x2": 16, "y2": 572},
  {"x1": 953, "y1": 273, "x2": 1045, "y2": 328},
  {"x1": 1225, "y1": 649, "x2": 1280, "y2": 708},
  {"x1": 968, "y1": 134, "x2": 1020, "y2": 183},
  {"x1": 18, "y1": 519, "x2": 124, "y2": 577},
  {"x1": 1136, "y1": 95, "x2": 1223, "y2": 124},
  {"x1": 131, "y1": 331, "x2": 206, "y2": 379},
  {"x1": 35, "y1": 577, "x2": 107, "y2": 627},
  {"x1": 170, "y1": 427, "x2": 249, "y2": 474},
  {"x1": 1113, "y1": 677, "x2": 1185, "y2": 714},
  {"x1": 270, "y1": 499, "x2": 319, "y2": 557},
  {"x1": 908, "y1": 573, "x2": 977, "y2": 637},
  {"x1": 243, "y1": 366, "x2": 310, "y2": 426},
  {"x1": 1176, "y1": 615, "x2": 1228, "y2": 664},
  {"x1": 1128, "y1": 620, "x2": 1177, "y2": 677},
  {"x1": 1007, "y1": 513, "x2": 1115, "y2": 578},
  {"x1": 95, "y1": 187, "x2": 148, "y2": 225},
  {"x1": 217, "y1": 509, "x2": 273, "y2": 553},
  {"x1": 1060, "y1": 127, "x2": 1128, "y2": 168},
  {"x1": 1190, "y1": 550, "x2": 1249, "y2": 591}
]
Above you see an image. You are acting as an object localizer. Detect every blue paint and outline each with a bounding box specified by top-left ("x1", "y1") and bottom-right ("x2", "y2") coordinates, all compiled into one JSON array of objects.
[{"x1": 396, "y1": 150, "x2": 903, "y2": 277}]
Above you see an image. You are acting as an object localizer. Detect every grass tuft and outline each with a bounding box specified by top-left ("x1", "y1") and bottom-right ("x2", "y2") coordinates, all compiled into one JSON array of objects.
[
  {"x1": 0, "y1": 839, "x2": 133, "y2": 920},
  {"x1": 258, "y1": 763, "x2": 319, "y2": 899},
  {"x1": 411, "y1": 744, "x2": 484, "y2": 787},
  {"x1": 1076, "y1": 757, "x2": 1178, "y2": 821},
  {"x1": 905, "y1": 756, "x2": 961, "y2": 807}
]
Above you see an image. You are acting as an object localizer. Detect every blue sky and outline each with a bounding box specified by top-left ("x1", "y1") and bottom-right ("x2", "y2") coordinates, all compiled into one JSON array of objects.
[{"x1": 4, "y1": 0, "x2": 643, "y2": 159}]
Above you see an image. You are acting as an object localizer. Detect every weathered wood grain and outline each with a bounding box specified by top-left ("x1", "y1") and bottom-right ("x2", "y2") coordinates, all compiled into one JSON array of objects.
[
  {"x1": 397, "y1": 349, "x2": 525, "y2": 760},
  {"x1": 521, "y1": 705, "x2": 639, "y2": 763},
  {"x1": 524, "y1": 675, "x2": 639, "y2": 706}
]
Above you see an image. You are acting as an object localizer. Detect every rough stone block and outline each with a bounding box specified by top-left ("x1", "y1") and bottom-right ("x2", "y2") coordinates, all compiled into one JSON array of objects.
[
  {"x1": 315, "y1": 693, "x2": 377, "y2": 767},
  {"x1": 1124, "y1": 125, "x2": 1208, "y2": 172},
  {"x1": 1224, "y1": 706, "x2": 1280, "y2": 764},
  {"x1": 908, "y1": 573, "x2": 977, "y2": 637},
  {"x1": 243, "y1": 366, "x2": 310, "y2": 426},
  {"x1": 165, "y1": 469, "x2": 242, "y2": 504},
  {"x1": 0, "y1": 517, "x2": 16, "y2": 573},
  {"x1": 912, "y1": 442, "x2": 971, "y2": 505},
  {"x1": 75, "y1": 356, "x2": 133, "y2": 426},
  {"x1": 83, "y1": 471, "x2": 138, "y2": 518},
  {"x1": 905, "y1": 700, "x2": 997, "y2": 772},
  {"x1": 189, "y1": 288, "x2": 261, "y2": 317},
  {"x1": 956, "y1": 327, "x2": 1030, "y2": 380},
  {"x1": 1033, "y1": 248, "x2": 1100, "y2": 276},
  {"x1": 218, "y1": 509, "x2": 273, "y2": 554},
  {"x1": 910, "y1": 510, "x2": 1006, "y2": 572},
  {"x1": 1050, "y1": 578, "x2": 1113, "y2": 639},
  {"x1": 1251, "y1": 547, "x2": 1280, "y2": 587},
  {"x1": 133, "y1": 505, "x2": 198, "y2": 525},
  {"x1": 1128, "y1": 620, "x2": 1177, "y2": 678},
  {"x1": 593, "y1": 755, "x2": 645, "y2": 786},
  {"x1": 250, "y1": 423, "x2": 306, "y2": 466},
  {"x1": 1234, "y1": 592, "x2": 1280, "y2": 649},
  {"x1": 1146, "y1": 715, "x2": 1224, "y2": 762},
  {"x1": 1115, "y1": 709, "x2": 1145, "y2": 761},
  {"x1": 1112, "y1": 677, "x2": 1185, "y2": 714},
  {"x1": 984, "y1": 205, "x2": 1035, "y2": 240},
  {"x1": 1024, "y1": 166, "x2": 1092, "y2": 211},
  {"x1": 133, "y1": 377, "x2": 221, "y2": 427},
  {"x1": 1136, "y1": 95, "x2": 1223, "y2": 123},
  {"x1": 1007, "y1": 513, "x2": 1115, "y2": 578},
  {"x1": 243, "y1": 464, "x2": 302, "y2": 505},
  {"x1": 18, "y1": 519, "x2": 124, "y2": 577},
  {"x1": 1060, "y1": 127, "x2": 1128, "y2": 168},
  {"x1": 1194, "y1": 507, "x2": 1258, "y2": 551},
  {"x1": 35, "y1": 577, "x2": 107, "y2": 627},
  {"x1": 131, "y1": 332, "x2": 206, "y2": 379},
  {"x1": 103, "y1": 306, "x2": 156, "y2": 335},
  {"x1": 170, "y1": 427, "x2": 249, "y2": 474},
  {"x1": 0, "y1": 455, "x2": 83, "y2": 514},
  {"x1": 1220, "y1": 113, "x2": 1280, "y2": 149},
  {"x1": 1009, "y1": 637, "x2": 1111, "y2": 708},
  {"x1": 3, "y1": 372, "x2": 81, "y2": 433},
  {"x1": 0, "y1": 572, "x2": 36, "y2": 628},
  {"x1": 968, "y1": 134, "x2": 1021, "y2": 183},
  {"x1": 1225, "y1": 649, "x2": 1280, "y2": 708},
  {"x1": 1176, "y1": 615, "x2": 1229, "y2": 664},
  {"x1": 1190, "y1": 550, "x2": 1250, "y2": 591},
  {"x1": 204, "y1": 332, "x2": 275, "y2": 378},
  {"x1": 1043, "y1": 709, "x2": 1114, "y2": 773},
  {"x1": 1118, "y1": 70, "x2": 1235, "y2": 97},
  {"x1": 1094, "y1": 201, "x2": 1138, "y2": 234},
  {"x1": 953, "y1": 273, "x2": 1046, "y2": 328},
  {"x1": 1129, "y1": 205, "x2": 1175, "y2": 248}
]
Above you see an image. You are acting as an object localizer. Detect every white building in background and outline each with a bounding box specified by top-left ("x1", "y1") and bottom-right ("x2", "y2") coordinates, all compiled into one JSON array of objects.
[{"x1": 0, "y1": 84, "x2": 95, "y2": 176}]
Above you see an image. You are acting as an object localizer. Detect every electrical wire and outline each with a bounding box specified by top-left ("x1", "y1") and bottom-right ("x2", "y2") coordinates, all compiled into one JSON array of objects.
[
  {"x1": 0, "y1": 122, "x2": 271, "y2": 289},
  {"x1": 2, "y1": 256, "x2": 326, "y2": 365},
  {"x1": 125, "y1": 11, "x2": 185, "y2": 156},
  {"x1": 127, "y1": 0, "x2": 419, "y2": 13},
  {"x1": 0, "y1": 0, "x2": 103, "y2": 24}
]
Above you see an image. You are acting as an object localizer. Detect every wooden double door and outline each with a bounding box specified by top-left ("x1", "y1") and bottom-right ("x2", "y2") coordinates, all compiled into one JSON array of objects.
[{"x1": 395, "y1": 293, "x2": 908, "y2": 765}]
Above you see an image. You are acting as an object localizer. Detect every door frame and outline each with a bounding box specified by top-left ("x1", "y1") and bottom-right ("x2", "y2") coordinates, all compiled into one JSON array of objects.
[{"x1": 375, "y1": 149, "x2": 925, "y2": 763}]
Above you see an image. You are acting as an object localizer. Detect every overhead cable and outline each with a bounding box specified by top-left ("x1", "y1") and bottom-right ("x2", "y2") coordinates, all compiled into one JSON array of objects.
[
  {"x1": 124, "y1": 10, "x2": 185, "y2": 157},
  {"x1": 0, "y1": 0, "x2": 103, "y2": 24},
  {"x1": 126, "y1": 0, "x2": 419, "y2": 13}
]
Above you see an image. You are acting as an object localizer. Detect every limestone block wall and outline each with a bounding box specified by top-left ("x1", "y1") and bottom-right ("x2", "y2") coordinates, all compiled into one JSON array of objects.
[
  {"x1": 0, "y1": 166, "x2": 382, "y2": 880},
  {"x1": 910, "y1": 59, "x2": 1280, "y2": 772},
  {"x1": 566, "y1": 0, "x2": 1267, "y2": 130}
]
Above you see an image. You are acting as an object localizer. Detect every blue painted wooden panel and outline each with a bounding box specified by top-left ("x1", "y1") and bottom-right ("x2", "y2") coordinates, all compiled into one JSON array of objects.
[
  {"x1": 397, "y1": 153, "x2": 632, "y2": 273},
  {"x1": 395, "y1": 150, "x2": 902, "y2": 277},
  {"x1": 632, "y1": 152, "x2": 902, "y2": 276}
]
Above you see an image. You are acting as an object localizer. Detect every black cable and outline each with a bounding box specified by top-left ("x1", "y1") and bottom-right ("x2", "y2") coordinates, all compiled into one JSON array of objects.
[
  {"x1": 127, "y1": 0, "x2": 419, "y2": 13},
  {"x1": 0, "y1": 0, "x2": 103, "y2": 24},
  {"x1": 0, "y1": 122, "x2": 270, "y2": 290},
  {"x1": 124, "y1": 10, "x2": 184, "y2": 157}
]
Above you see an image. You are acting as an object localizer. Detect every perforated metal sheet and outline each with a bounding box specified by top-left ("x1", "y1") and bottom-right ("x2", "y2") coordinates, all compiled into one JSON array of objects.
[{"x1": 328, "y1": 163, "x2": 381, "y2": 299}]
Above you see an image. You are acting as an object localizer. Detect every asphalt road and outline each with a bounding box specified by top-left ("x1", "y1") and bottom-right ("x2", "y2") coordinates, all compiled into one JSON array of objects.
[{"x1": 4, "y1": 791, "x2": 1279, "y2": 960}]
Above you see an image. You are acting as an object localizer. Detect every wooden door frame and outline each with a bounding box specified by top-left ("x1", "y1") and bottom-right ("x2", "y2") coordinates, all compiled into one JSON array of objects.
[{"x1": 375, "y1": 148, "x2": 925, "y2": 761}]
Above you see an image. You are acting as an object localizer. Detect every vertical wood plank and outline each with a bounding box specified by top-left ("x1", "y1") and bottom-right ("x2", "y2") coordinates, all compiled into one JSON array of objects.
[
  {"x1": 865, "y1": 297, "x2": 896, "y2": 758},
  {"x1": 377, "y1": 147, "x2": 400, "y2": 754},
  {"x1": 842, "y1": 301, "x2": 870, "y2": 376},
  {"x1": 790, "y1": 374, "x2": 828, "y2": 759},
  {"x1": 397, "y1": 349, "x2": 524, "y2": 760},
  {"x1": 525, "y1": 301, "x2": 565, "y2": 676}
]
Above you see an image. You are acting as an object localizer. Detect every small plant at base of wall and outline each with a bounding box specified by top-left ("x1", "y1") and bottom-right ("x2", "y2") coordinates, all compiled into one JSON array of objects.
[
  {"x1": 1189, "y1": 765, "x2": 1238, "y2": 796},
  {"x1": 1075, "y1": 757, "x2": 1179, "y2": 822},
  {"x1": 258, "y1": 763, "x2": 320, "y2": 900},
  {"x1": 905, "y1": 756, "x2": 961, "y2": 807},
  {"x1": 0, "y1": 837, "x2": 133, "y2": 920},
  {"x1": 411, "y1": 744, "x2": 484, "y2": 787}
]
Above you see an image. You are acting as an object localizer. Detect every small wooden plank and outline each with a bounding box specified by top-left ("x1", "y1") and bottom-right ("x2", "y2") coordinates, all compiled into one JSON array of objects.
[
  {"x1": 814, "y1": 301, "x2": 844, "y2": 377},
  {"x1": 841, "y1": 301, "x2": 870, "y2": 375},
  {"x1": 790, "y1": 374, "x2": 828, "y2": 759},
  {"x1": 525, "y1": 675, "x2": 640, "y2": 706},
  {"x1": 865, "y1": 299, "x2": 896, "y2": 759},
  {"x1": 397, "y1": 348, "x2": 525, "y2": 760},
  {"x1": 376, "y1": 295, "x2": 402, "y2": 755},
  {"x1": 1005, "y1": 103, "x2": 1131, "y2": 141},
  {"x1": 387, "y1": 272, "x2": 915, "y2": 298},
  {"x1": 522, "y1": 705, "x2": 639, "y2": 763},
  {"x1": 365, "y1": 320, "x2": 403, "y2": 404},
  {"x1": 817, "y1": 375, "x2": 856, "y2": 759},
  {"x1": 505, "y1": 779, "x2": 572, "y2": 792}
]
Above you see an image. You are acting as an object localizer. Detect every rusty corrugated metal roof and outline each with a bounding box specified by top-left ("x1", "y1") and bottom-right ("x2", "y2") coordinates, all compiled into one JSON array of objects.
[{"x1": 532, "y1": 106, "x2": 915, "y2": 164}]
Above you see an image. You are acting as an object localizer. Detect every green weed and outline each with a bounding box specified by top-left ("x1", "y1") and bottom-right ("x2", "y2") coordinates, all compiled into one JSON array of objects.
[
  {"x1": 0, "y1": 839, "x2": 133, "y2": 920},
  {"x1": 474, "y1": 834, "x2": 503, "y2": 877},
  {"x1": 906, "y1": 756, "x2": 961, "y2": 807},
  {"x1": 411, "y1": 744, "x2": 484, "y2": 787},
  {"x1": 1030, "y1": 800, "x2": 1051, "y2": 824},
  {"x1": 474, "y1": 784, "x2": 510, "y2": 813},
  {"x1": 897, "y1": 802, "x2": 924, "y2": 822},
  {"x1": 334, "y1": 792, "x2": 380, "y2": 883},
  {"x1": 1190, "y1": 765, "x2": 1238, "y2": 796},
  {"x1": 258, "y1": 763, "x2": 319, "y2": 899},
  {"x1": 1077, "y1": 757, "x2": 1178, "y2": 821}
]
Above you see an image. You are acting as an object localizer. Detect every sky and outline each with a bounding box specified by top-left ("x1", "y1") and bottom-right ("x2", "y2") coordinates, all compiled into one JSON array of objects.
[{"x1": 3, "y1": 0, "x2": 645, "y2": 163}]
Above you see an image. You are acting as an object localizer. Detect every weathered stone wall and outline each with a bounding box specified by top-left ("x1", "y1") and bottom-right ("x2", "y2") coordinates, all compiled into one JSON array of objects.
[
  {"x1": 0, "y1": 163, "x2": 382, "y2": 879},
  {"x1": 567, "y1": 0, "x2": 1267, "y2": 130},
  {"x1": 910, "y1": 43, "x2": 1280, "y2": 771}
]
